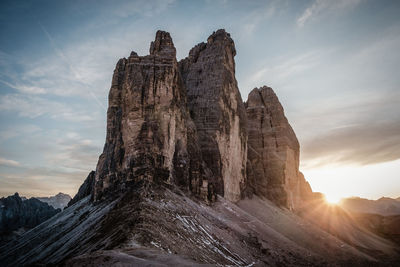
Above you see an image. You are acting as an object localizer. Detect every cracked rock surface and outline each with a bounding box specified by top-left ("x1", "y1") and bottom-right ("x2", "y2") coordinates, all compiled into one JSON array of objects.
[
  {"x1": 246, "y1": 86, "x2": 313, "y2": 209},
  {"x1": 179, "y1": 29, "x2": 248, "y2": 202}
]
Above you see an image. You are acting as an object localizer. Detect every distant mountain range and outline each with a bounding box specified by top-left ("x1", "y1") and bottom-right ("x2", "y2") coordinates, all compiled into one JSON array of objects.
[
  {"x1": 36, "y1": 192, "x2": 71, "y2": 210},
  {"x1": 339, "y1": 197, "x2": 400, "y2": 246},
  {"x1": 0, "y1": 192, "x2": 71, "y2": 246},
  {"x1": 0, "y1": 193, "x2": 62, "y2": 246},
  {"x1": 340, "y1": 196, "x2": 400, "y2": 216}
]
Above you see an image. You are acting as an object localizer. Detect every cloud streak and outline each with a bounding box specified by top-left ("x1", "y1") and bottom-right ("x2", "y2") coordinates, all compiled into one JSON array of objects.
[
  {"x1": 38, "y1": 22, "x2": 106, "y2": 110},
  {"x1": 0, "y1": 157, "x2": 20, "y2": 167},
  {"x1": 0, "y1": 79, "x2": 46, "y2": 94},
  {"x1": 297, "y1": 0, "x2": 362, "y2": 27},
  {"x1": 301, "y1": 121, "x2": 400, "y2": 168},
  {"x1": 246, "y1": 50, "x2": 325, "y2": 91},
  {"x1": 0, "y1": 94, "x2": 96, "y2": 122},
  {"x1": 299, "y1": 90, "x2": 400, "y2": 168}
]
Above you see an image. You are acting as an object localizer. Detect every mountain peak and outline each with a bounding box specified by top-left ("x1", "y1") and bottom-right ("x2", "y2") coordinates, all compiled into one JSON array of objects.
[
  {"x1": 246, "y1": 85, "x2": 308, "y2": 209},
  {"x1": 149, "y1": 30, "x2": 176, "y2": 56},
  {"x1": 207, "y1": 29, "x2": 236, "y2": 57}
]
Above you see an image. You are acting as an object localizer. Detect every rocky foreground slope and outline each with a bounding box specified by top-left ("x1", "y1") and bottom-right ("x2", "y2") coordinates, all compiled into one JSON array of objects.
[{"x1": 0, "y1": 29, "x2": 399, "y2": 266}]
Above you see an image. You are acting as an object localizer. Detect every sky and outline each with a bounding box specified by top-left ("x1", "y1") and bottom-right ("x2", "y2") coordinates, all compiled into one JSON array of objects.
[{"x1": 0, "y1": 0, "x2": 399, "y2": 200}]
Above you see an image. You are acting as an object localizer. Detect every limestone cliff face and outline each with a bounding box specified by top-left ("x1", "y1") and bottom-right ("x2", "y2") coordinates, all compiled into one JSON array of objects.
[
  {"x1": 93, "y1": 31, "x2": 211, "y2": 201},
  {"x1": 246, "y1": 86, "x2": 312, "y2": 209},
  {"x1": 88, "y1": 29, "x2": 310, "y2": 207},
  {"x1": 179, "y1": 30, "x2": 248, "y2": 202}
]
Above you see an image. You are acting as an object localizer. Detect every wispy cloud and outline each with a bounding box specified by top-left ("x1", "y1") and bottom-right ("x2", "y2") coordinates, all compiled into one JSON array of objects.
[
  {"x1": 48, "y1": 131, "x2": 101, "y2": 172},
  {"x1": 297, "y1": 0, "x2": 362, "y2": 27},
  {"x1": 0, "y1": 94, "x2": 96, "y2": 122},
  {"x1": 111, "y1": 0, "x2": 175, "y2": 18},
  {"x1": 0, "y1": 157, "x2": 20, "y2": 167},
  {"x1": 299, "y1": 91, "x2": 400, "y2": 168},
  {"x1": 38, "y1": 22, "x2": 106, "y2": 110},
  {"x1": 301, "y1": 121, "x2": 400, "y2": 168},
  {"x1": 243, "y1": 49, "x2": 326, "y2": 93},
  {"x1": 239, "y1": 2, "x2": 277, "y2": 35},
  {"x1": 0, "y1": 124, "x2": 41, "y2": 141},
  {"x1": 0, "y1": 79, "x2": 46, "y2": 94}
]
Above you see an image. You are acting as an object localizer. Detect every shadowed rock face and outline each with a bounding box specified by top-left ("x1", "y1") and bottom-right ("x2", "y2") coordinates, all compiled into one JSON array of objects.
[
  {"x1": 245, "y1": 86, "x2": 312, "y2": 209},
  {"x1": 89, "y1": 30, "x2": 309, "y2": 206},
  {"x1": 93, "y1": 30, "x2": 212, "y2": 202},
  {"x1": 68, "y1": 171, "x2": 95, "y2": 207},
  {"x1": 179, "y1": 29, "x2": 248, "y2": 202}
]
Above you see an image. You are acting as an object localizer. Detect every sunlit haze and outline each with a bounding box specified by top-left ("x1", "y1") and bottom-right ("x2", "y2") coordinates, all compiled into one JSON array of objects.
[
  {"x1": 303, "y1": 159, "x2": 400, "y2": 201},
  {"x1": 0, "y1": 0, "x2": 399, "y2": 200}
]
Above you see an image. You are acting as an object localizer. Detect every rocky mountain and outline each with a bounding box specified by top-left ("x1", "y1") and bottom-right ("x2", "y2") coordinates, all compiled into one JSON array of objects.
[
  {"x1": 36, "y1": 192, "x2": 72, "y2": 210},
  {"x1": 0, "y1": 30, "x2": 399, "y2": 266},
  {"x1": 92, "y1": 30, "x2": 212, "y2": 203},
  {"x1": 0, "y1": 193, "x2": 60, "y2": 246},
  {"x1": 179, "y1": 29, "x2": 248, "y2": 202},
  {"x1": 246, "y1": 86, "x2": 313, "y2": 210},
  {"x1": 340, "y1": 197, "x2": 400, "y2": 216}
]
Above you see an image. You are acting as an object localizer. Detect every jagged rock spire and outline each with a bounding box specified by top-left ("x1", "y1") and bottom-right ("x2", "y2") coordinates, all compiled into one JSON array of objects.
[
  {"x1": 93, "y1": 30, "x2": 211, "y2": 201},
  {"x1": 179, "y1": 29, "x2": 247, "y2": 202},
  {"x1": 246, "y1": 86, "x2": 312, "y2": 209},
  {"x1": 149, "y1": 30, "x2": 176, "y2": 56},
  {"x1": 78, "y1": 29, "x2": 311, "y2": 208}
]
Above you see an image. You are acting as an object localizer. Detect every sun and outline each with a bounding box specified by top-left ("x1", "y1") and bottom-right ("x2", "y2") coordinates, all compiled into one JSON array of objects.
[{"x1": 324, "y1": 194, "x2": 342, "y2": 205}]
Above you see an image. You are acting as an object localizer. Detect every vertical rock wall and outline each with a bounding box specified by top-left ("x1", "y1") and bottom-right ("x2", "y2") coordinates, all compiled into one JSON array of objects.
[
  {"x1": 246, "y1": 86, "x2": 312, "y2": 209},
  {"x1": 179, "y1": 30, "x2": 248, "y2": 202},
  {"x1": 93, "y1": 31, "x2": 210, "y2": 201},
  {"x1": 83, "y1": 29, "x2": 312, "y2": 208}
]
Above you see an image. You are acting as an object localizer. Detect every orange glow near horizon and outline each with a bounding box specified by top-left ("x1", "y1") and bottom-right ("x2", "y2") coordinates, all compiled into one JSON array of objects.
[
  {"x1": 324, "y1": 194, "x2": 341, "y2": 205},
  {"x1": 301, "y1": 159, "x2": 400, "y2": 201}
]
